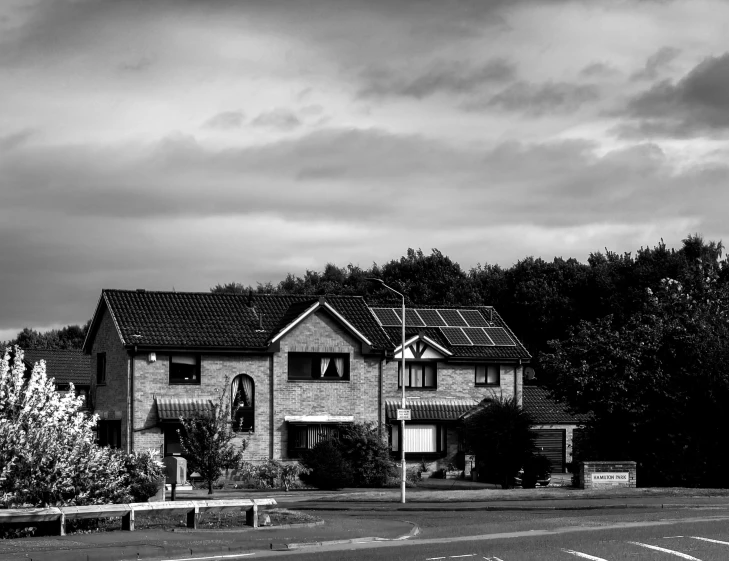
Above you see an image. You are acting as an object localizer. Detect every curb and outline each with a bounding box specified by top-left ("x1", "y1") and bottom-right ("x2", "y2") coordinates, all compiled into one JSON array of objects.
[
  {"x1": 286, "y1": 520, "x2": 420, "y2": 550},
  {"x1": 170, "y1": 519, "x2": 326, "y2": 532},
  {"x1": 290, "y1": 503, "x2": 729, "y2": 512}
]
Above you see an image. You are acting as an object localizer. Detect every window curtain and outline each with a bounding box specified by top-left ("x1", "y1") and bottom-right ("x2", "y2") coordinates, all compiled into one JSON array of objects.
[
  {"x1": 320, "y1": 357, "x2": 330, "y2": 377},
  {"x1": 240, "y1": 375, "x2": 253, "y2": 407},
  {"x1": 230, "y1": 376, "x2": 241, "y2": 417},
  {"x1": 334, "y1": 357, "x2": 344, "y2": 378}
]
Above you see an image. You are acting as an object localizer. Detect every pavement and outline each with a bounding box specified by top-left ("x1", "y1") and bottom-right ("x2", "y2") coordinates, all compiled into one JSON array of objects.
[{"x1": 3, "y1": 484, "x2": 729, "y2": 561}]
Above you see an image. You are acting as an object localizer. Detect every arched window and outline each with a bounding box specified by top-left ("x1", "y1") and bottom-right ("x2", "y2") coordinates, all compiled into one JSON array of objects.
[{"x1": 231, "y1": 374, "x2": 254, "y2": 432}]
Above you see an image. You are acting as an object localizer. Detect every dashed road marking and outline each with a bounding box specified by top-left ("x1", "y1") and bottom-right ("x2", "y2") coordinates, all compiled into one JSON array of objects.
[
  {"x1": 426, "y1": 558, "x2": 445, "y2": 560},
  {"x1": 628, "y1": 541, "x2": 703, "y2": 560},
  {"x1": 562, "y1": 550, "x2": 610, "y2": 560},
  {"x1": 690, "y1": 536, "x2": 729, "y2": 546},
  {"x1": 450, "y1": 556, "x2": 476, "y2": 559},
  {"x1": 161, "y1": 554, "x2": 255, "y2": 561}
]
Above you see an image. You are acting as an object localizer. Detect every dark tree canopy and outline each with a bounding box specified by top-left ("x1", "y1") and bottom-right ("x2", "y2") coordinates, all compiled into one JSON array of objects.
[{"x1": 5, "y1": 321, "x2": 91, "y2": 350}]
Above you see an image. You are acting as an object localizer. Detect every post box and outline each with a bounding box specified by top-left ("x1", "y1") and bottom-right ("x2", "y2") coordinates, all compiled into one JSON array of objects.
[{"x1": 163, "y1": 456, "x2": 187, "y2": 485}]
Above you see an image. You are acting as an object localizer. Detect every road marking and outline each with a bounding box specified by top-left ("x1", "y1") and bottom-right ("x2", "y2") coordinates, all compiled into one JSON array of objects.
[
  {"x1": 161, "y1": 554, "x2": 255, "y2": 561},
  {"x1": 450, "y1": 556, "x2": 476, "y2": 558},
  {"x1": 562, "y1": 550, "x2": 610, "y2": 560},
  {"x1": 628, "y1": 541, "x2": 702, "y2": 560},
  {"x1": 426, "y1": 558, "x2": 445, "y2": 560},
  {"x1": 690, "y1": 536, "x2": 729, "y2": 545}
]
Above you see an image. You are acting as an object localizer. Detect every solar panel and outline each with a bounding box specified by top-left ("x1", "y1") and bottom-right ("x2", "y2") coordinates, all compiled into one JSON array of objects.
[
  {"x1": 415, "y1": 309, "x2": 447, "y2": 326},
  {"x1": 440, "y1": 326, "x2": 472, "y2": 346},
  {"x1": 459, "y1": 309, "x2": 490, "y2": 328},
  {"x1": 485, "y1": 327, "x2": 516, "y2": 346},
  {"x1": 463, "y1": 327, "x2": 495, "y2": 346},
  {"x1": 372, "y1": 308, "x2": 401, "y2": 326},
  {"x1": 394, "y1": 308, "x2": 425, "y2": 327},
  {"x1": 438, "y1": 309, "x2": 468, "y2": 327}
]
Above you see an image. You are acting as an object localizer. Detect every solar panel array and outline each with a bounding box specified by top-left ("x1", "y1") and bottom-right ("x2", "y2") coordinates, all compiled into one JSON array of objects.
[{"x1": 370, "y1": 307, "x2": 516, "y2": 346}]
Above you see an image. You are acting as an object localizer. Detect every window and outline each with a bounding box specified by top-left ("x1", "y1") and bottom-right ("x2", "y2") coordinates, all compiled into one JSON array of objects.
[
  {"x1": 398, "y1": 362, "x2": 437, "y2": 389},
  {"x1": 97, "y1": 420, "x2": 121, "y2": 448},
  {"x1": 231, "y1": 374, "x2": 254, "y2": 432},
  {"x1": 288, "y1": 353, "x2": 350, "y2": 381},
  {"x1": 391, "y1": 424, "x2": 445, "y2": 455},
  {"x1": 75, "y1": 385, "x2": 90, "y2": 409},
  {"x1": 96, "y1": 353, "x2": 106, "y2": 385},
  {"x1": 287, "y1": 423, "x2": 342, "y2": 457},
  {"x1": 164, "y1": 424, "x2": 183, "y2": 456},
  {"x1": 475, "y1": 364, "x2": 500, "y2": 386},
  {"x1": 169, "y1": 355, "x2": 200, "y2": 385}
]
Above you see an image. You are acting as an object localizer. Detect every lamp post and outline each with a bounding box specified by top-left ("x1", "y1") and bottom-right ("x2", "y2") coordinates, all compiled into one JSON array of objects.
[{"x1": 367, "y1": 278, "x2": 406, "y2": 504}]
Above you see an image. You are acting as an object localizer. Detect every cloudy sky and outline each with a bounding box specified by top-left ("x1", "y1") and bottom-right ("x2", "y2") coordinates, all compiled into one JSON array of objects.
[{"x1": 1, "y1": 0, "x2": 728, "y2": 339}]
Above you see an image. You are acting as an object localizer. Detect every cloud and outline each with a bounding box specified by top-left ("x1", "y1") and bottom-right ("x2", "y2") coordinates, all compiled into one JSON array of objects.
[
  {"x1": 0, "y1": 128, "x2": 35, "y2": 151},
  {"x1": 251, "y1": 108, "x2": 301, "y2": 130},
  {"x1": 468, "y1": 81, "x2": 599, "y2": 116},
  {"x1": 203, "y1": 110, "x2": 245, "y2": 130},
  {"x1": 118, "y1": 57, "x2": 152, "y2": 72},
  {"x1": 580, "y1": 62, "x2": 620, "y2": 78},
  {"x1": 358, "y1": 58, "x2": 516, "y2": 99},
  {"x1": 630, "y1": 46, "x2": 681, "y2": 81},
  {"x1": 617, "y1": 52, "x2": 729, "y2": 137}
]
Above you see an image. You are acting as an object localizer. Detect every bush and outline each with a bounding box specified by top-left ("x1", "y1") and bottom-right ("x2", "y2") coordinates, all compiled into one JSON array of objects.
[
  {"x1": 300, "y1": 440, "x2": 354, "y2": 489},
  {"x1": 337, "y1": 423, "x2": 396, "y2": 487},
  {"x1": 122, "y1": 450, "x2": 165, "y2": 503}
]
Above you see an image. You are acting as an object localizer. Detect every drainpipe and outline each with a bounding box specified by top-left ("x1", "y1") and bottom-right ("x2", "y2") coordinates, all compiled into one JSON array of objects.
[
  {"x1": 516, "y1": 359, "x2": 521, "y2": 407},
  {"x1": 128, "y1": 346, "x2": 136, "y2": 453},
  {"x1": 378, "y1": 355, "x2": 383, "y2": 435}
]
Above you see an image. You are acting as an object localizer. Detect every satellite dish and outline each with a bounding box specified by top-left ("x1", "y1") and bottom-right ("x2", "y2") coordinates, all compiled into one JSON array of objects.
[{"x1": 525, "y1": 366, "x2": 536, "y2": 381}]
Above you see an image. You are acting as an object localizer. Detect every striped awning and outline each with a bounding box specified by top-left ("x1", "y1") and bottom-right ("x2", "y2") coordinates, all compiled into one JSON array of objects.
[
  {"x1": 156, "y1": 397, "x2": 215, "y2": 421},
  {"x1": 385, "y1": 398, "x2": 477, "y2": 421}
]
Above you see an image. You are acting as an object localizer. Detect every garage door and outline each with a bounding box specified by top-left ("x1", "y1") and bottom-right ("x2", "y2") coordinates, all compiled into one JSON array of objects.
[{"x1": 533, "y1": 429, "x2": 565, "y2": 472}]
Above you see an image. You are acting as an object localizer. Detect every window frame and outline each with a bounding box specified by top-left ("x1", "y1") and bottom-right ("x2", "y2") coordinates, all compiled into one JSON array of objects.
[
  {"x1": 231, "y1": 374, "x2": 255, "y2": 433},
  {"x1": 96, "y1": 352, "x2": 107, "y2": 386},
  {"x1": 390, "y1": 422, "x2": 446, "y2": 458},
  {"x1": 287, "y1": 352, "x2": 351, "y2": 382},
  {"x1": 169, "y1": 354, "x2": 201, "y2": 385},
  {"x1": 398, "y1": 361, "x2": 437, "y2": 390},
  {"x1": 475, "y1": 364, "x2": 500, "y2": 387},
  {"x1": 97, "y1": 419, "x2": 122, "y2": 449},
  {"x1": 286, "y1": 423, "x2": 345, "y2": 457}
]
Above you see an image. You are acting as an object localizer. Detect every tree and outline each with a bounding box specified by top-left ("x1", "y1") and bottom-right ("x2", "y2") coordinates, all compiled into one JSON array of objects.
[
  {"x1": 542, "y1": 273, "x2": 729, "y2": 487},
  {"x1": 337, "y1": 422, "x2": 396, "y2": 487},
  {"x1": 461, "y1": 396, "x2": 536, "y2": 489},
  {"x1": 178, "y1": 379, "x2": 247, "y2": 494},
  {"x1": 6, "y1": 321, "x2": 91, "y2": 350}
]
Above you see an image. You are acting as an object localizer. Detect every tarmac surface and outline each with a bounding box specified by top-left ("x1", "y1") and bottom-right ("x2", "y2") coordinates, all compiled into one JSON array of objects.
[{"x1": 3, "y1": 484, "x2": 729, "y2": 561}]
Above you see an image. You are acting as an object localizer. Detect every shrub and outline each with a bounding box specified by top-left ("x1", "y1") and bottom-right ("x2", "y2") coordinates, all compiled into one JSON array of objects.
[
  {"x1": 300, "y1": 440, "x2": 354, "y2": 489},
  {"x1": 122, "y1": 450, "x2": 165, "y2": 503},
  {"x1": 337, "y1": 423, "x2": 396, "y2": 487}
]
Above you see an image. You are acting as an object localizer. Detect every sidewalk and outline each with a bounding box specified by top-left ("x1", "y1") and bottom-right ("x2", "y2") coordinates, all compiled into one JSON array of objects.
[{"x1": 0, "y1": 514, "x2": 415, "y2": 561}]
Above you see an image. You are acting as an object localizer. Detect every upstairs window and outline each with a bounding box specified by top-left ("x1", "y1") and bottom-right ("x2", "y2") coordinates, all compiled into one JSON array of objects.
[
  {"x1": 475, "y1": 364, "x2": 500, "y2": 386},
  {"x1": 96, "y1": 353, "x2": 107, "y2": 385},
  {"x1": 231, "y1": 374, "x2": 254, "y2": 432},
  {"x1": 288, "y1": 353, "x2": 350, "y2": 381},
  {"x1": 169, "y1": 355, "x2": 200, "y2": 385},
  {"x1": 398, "y1": 362, "x2": 437, "y2": 389}
]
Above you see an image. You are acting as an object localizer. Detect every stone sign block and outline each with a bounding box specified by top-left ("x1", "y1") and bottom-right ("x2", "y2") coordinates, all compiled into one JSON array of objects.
[{"x1": 579, "y1": 461, "x2": 636, "y2": 489}]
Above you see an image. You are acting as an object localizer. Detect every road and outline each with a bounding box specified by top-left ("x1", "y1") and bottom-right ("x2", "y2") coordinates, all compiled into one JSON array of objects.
[{"x1": 244, "y1": 507, "x2": 729, "y2": 561}]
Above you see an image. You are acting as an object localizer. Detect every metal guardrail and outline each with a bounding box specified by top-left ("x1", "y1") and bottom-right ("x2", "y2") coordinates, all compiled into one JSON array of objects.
[{"x1": 0, "y1": 498, "x2": 277, "y2": 535}]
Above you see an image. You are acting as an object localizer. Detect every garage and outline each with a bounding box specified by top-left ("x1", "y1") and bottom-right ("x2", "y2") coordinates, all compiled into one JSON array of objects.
[{"x1": 533, "y1": 429, "x2": 565, "y2": 472}]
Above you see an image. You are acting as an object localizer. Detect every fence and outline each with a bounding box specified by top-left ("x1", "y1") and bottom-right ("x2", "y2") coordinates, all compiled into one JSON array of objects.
[{"x1": 0, "y1": 498, "x2": 276, "y2": 536}]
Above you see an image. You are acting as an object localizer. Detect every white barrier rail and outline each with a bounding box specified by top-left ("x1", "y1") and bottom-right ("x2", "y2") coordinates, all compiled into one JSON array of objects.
[{"x1": 0, "y1": 498, "x2": 277, "y2": 535}]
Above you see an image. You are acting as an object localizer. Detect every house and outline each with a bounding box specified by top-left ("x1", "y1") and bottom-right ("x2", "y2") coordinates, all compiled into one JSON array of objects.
[
  {"x1": 81, "y1": 289, "x2": 531, "y2": 471},
  {"x1": 22, "y1": 348, "x2": 92, "y2": 409},
  {"x1": 522, "y1": 385, "x2": 590, "y2": 473}
]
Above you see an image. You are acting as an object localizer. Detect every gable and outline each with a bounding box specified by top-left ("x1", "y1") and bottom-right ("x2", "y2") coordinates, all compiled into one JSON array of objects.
[{"x1": 394, "y1": 337, "x2": 448, "y2": 360}]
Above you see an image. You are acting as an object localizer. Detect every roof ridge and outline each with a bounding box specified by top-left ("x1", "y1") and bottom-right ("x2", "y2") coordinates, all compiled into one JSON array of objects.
[{"x1": 102, "y1": 289, "x2": 365, "y2": 300}]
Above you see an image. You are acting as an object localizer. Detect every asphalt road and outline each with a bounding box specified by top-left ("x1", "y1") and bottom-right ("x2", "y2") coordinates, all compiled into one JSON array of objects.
[{"x1": 251, "y1": 507, "x2": 729, "y2": 561}]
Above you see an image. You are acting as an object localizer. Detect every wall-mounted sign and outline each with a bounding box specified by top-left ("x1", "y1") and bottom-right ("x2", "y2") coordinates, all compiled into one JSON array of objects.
[
  {"x1": 591, "y1": 472, "x2": 629, "y2": 484},
  {"x1": 396, "y1": 409, "x2": 411, "y2": 421}
]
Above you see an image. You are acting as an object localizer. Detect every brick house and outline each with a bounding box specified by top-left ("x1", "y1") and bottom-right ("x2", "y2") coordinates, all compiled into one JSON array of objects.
[
  {"x1": 82, "y1": 290, "x2": 530, "y2": 470},
  {"x1": 22, "y1": 348, "x2": 92, "y2": 410}
]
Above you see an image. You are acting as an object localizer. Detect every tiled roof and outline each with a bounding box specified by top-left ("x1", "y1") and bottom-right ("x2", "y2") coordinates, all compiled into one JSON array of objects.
[
  {"x1": 385, "y1": 398, "x2": 478, "y2": 421},
  {"x1": 380, "y1": 308, "x2": 531, "y2": 361},
  {"x1": 156, "y1": 397, "x2": 215, "y2": 421},
  {"x1": 523, "y1": 386, "x2": 591, "y2": 424},
  {"x1": 22, "y1": 348, "x2": 92, "y2": 386},
  {"x1": 91, "y1": 290, "x2": 392, "y2": 352}
]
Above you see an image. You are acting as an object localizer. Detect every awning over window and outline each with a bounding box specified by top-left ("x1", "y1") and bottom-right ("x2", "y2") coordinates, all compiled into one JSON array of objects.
[
  {"x1": 385, "y1": 398, "x2": 477, "y2": 421},
  {"x1": 284, "y1": 415, "x2": 354, "y2": 423},
  {"x1": 156, "y1": 397, "x2": 215, "y2": 422}
]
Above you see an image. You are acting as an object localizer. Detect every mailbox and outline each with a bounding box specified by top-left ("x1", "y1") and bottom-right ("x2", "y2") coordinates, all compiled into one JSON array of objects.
[{"x1": 163, "y1": 456, "x2": 187, "y2": 485}]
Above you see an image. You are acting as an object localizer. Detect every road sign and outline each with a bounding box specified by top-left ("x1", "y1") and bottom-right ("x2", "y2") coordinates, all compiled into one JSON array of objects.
[{"x1": 396, "y1": 409, "x2": 411, "y2": 421}]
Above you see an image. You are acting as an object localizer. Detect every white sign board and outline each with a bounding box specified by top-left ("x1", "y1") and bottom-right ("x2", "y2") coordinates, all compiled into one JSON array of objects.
[
  {"x1": 396, "y1": 409, "x2": 411, "y2": 421},
  {"x1": 591, "y1": 472, "x2": 629, "y2": 485}
]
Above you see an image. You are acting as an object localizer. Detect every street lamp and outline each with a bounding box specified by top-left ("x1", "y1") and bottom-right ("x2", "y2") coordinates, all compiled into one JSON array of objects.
[{"x1": 367, "y1": 278, "x2": 407, "y2": 504}]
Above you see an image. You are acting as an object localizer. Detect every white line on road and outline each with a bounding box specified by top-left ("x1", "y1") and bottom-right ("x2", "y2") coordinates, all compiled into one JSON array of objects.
[
  {"x1": 691, "y1": 536, "x2": 729, "y2": 546},
  {"x1": 628, "y1": 541, "x2": 703, "y2": 560},
  {"x1": 450, "y1": 556, "x2": 476, "y2": 559},
  {"x1": 562, "y1": 549, "x2": 610, "y2": 560},
  {"x1": 161, "y1": 554, "x2": 256, "y2": 561},
  {"x1": 426, "y1": 558, "x2": 445, "y2": 560}
]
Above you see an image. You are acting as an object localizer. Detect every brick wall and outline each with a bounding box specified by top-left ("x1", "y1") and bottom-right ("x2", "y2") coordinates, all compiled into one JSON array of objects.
[
  {"x1": 91, "y1": 306, "x2": 130, "y2": 450},
  {"x1": 579, "y1": 461, "x2": 637, "y2": 489},
  {"x1": 275, "y1": 310, "x2": 380, "y2": 459},
  {"x1": 132, "y1": 352, "x2": 271, "y2": 458}
]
